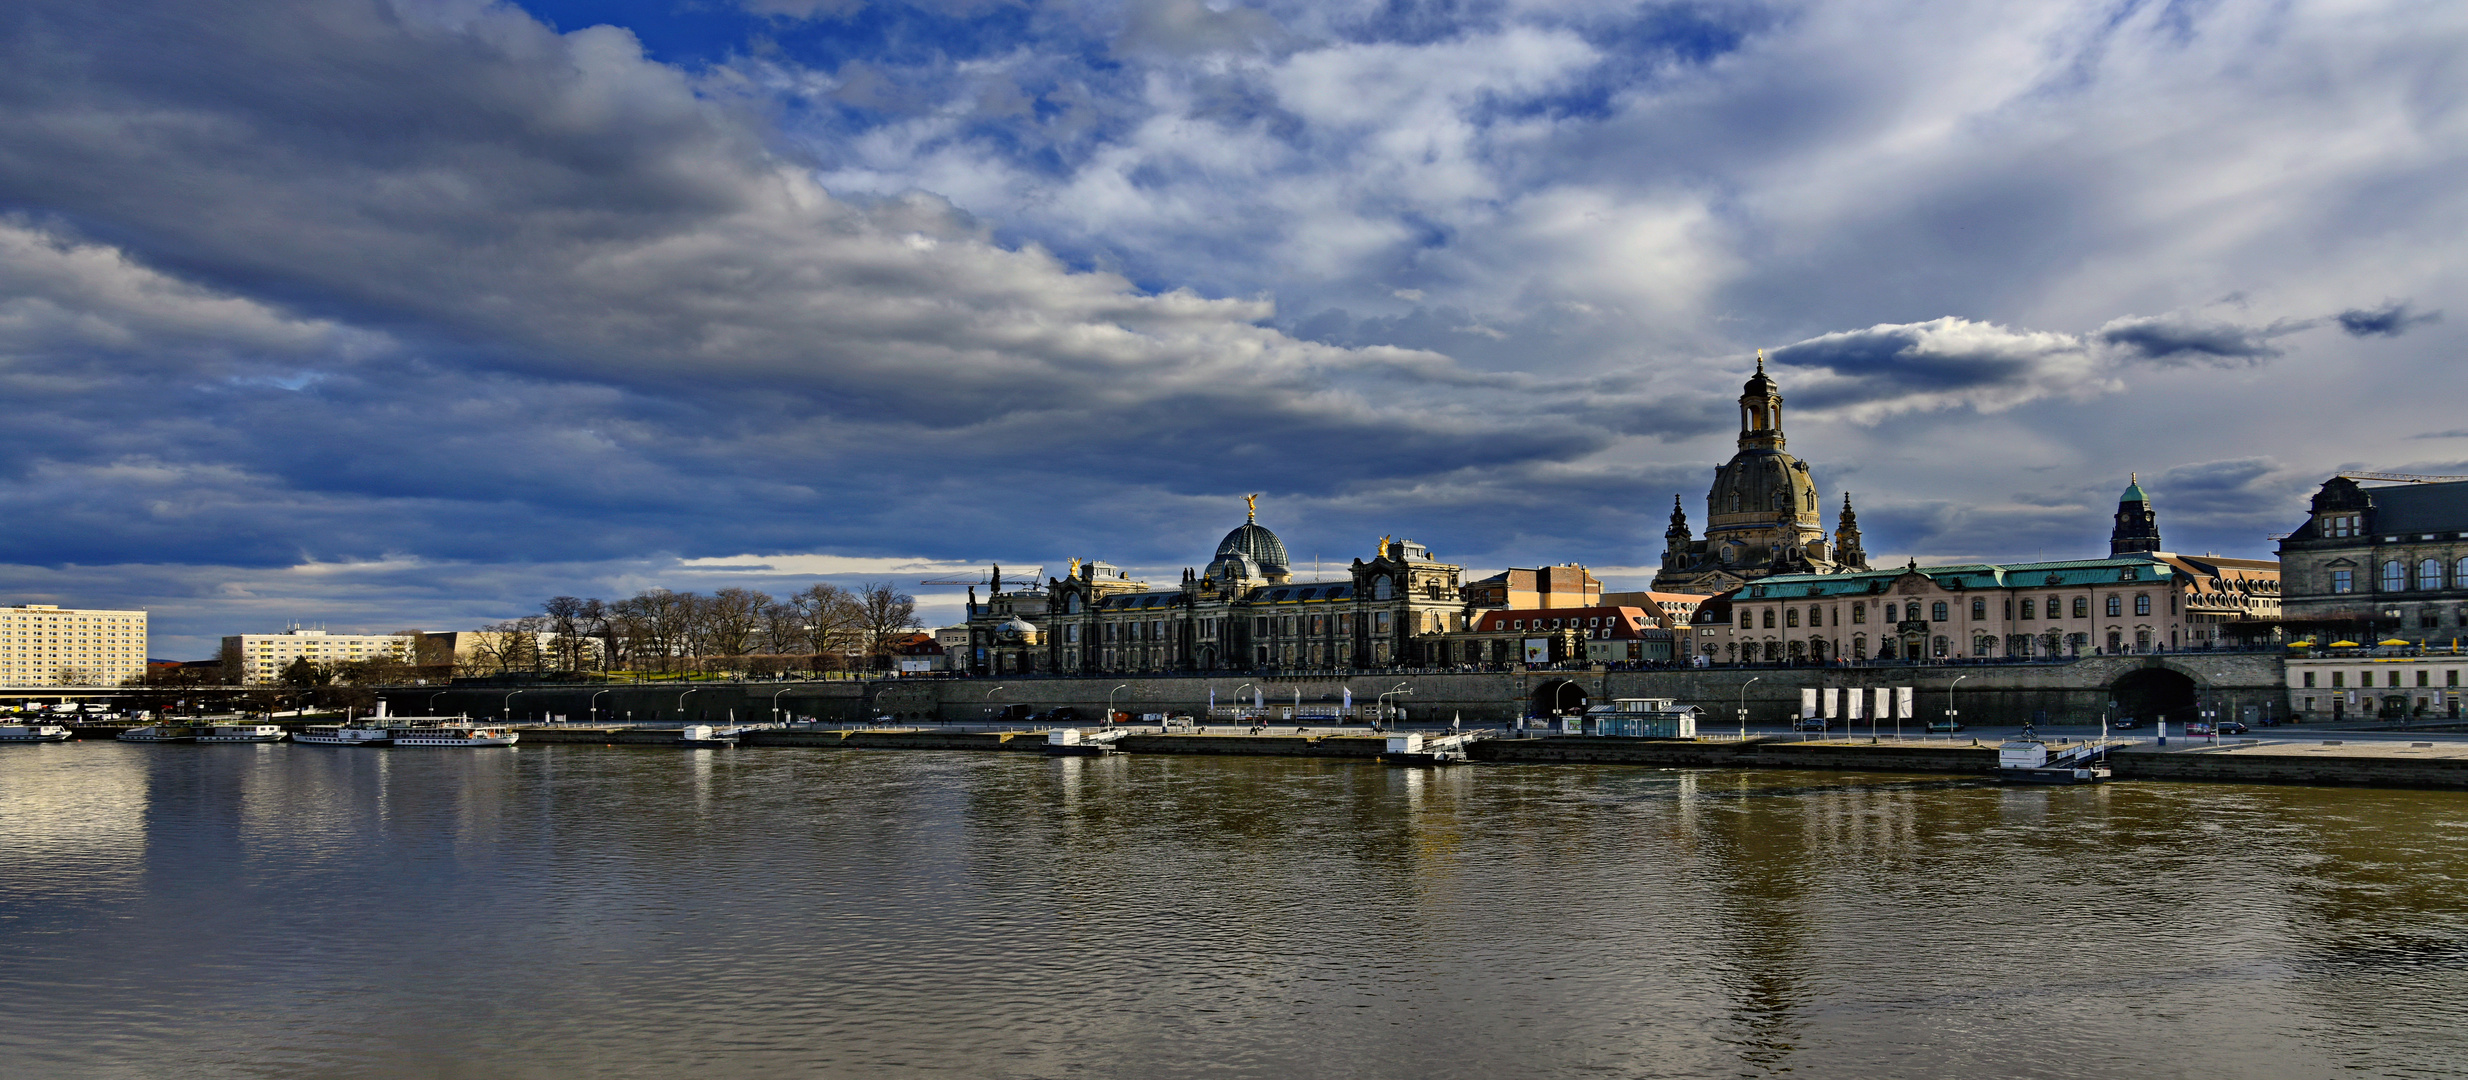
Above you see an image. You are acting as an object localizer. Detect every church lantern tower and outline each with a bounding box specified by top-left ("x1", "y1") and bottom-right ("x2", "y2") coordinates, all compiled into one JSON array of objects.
[
  {"x1": 1834, "y1": 493, "x2": 1869, "y2": 571},
  {"x1": 2110, "y1": 474, "x2": 2164, "y2": 556}
]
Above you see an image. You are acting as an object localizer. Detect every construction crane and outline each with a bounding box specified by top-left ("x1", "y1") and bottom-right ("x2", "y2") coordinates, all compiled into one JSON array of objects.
[
  {"x1": 918, "y1": 564, "x2": 1046, "y2": 593},
  {"x1": 2339, "y1": 472, "x2": 2468, "y2": 484}
]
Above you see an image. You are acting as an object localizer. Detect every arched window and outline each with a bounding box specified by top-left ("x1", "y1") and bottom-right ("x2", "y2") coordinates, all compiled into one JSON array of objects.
[
  {"x1": 1373, "y1": 576, "x2": 1395, "y2": 600},
  {"x1": 1973, "y1": 634, "x2": 1993, "y2": 656},
  {"x1": 1932, "y1": 635, "x2": 1948, "y2": 657},
  {"x1": 2072, "y1": 597, "x2": 2089, "y2": 618},
  {"x1": 1972, "y1": 598, "x2": 1986, "y2": 620},
  {"x1": 1851, "y1": 604, "x2": 1866, "y2": 624},
  {"x1": 1852, "y1": 635, "x2": 1868, "y2": 660},
  {"x1": 2107, "y1": 595, "x2": 2123, "y2": 617},
  {"x1": 1738, "y1": 609, "x2": 1752, "y2": 628},
  {"x1": 2384, "y1": 560, "x2": 2407, "y2": 592},
  {"x1": 2421, "y1": 558, "x2": 2444, "y2": 591},
  {"x1": 1931, "y1": 601, "x2": 1949, "y2": 621},
  {"x1": 1762, "y1": 609, "x2": 1776, "y2": 629},
  {"x1": 1786, "y1": 608, "x2": 1800, "y2": 628},
  {"x1": 2456, "y1": 557, "x2": 2468, "y2": 585},
  {"x1": 2106, "y1": 631, "x2": 2122, "y2": 653},
  {"x1": 1810, "y1": 606, "x2": 1824, "y2": 626},
  {"x1": 2134, "y1": 594, "x2": 2151, "y2": 616}
]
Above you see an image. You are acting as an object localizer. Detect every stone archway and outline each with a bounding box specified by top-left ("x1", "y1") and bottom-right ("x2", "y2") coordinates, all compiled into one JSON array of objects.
[
  {"x1": 1533, "y1": 679, "x2": 1589, "y2": 717},
  {"x1": 2112, "y1": 666, "x2": 2198, "y2": 725}
]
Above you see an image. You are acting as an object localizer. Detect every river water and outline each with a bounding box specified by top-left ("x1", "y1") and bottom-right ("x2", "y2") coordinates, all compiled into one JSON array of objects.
[{"x1": 5, "y1": 742, "x2": 2467, "y2": 1079}]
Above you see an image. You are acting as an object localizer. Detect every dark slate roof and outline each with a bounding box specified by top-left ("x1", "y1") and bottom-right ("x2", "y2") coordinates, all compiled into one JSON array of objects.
[
  {"x1": 1245, "y1": 583, "x2": 1356, "y2": 603},
  {"x1": 2362, "y1": 481, "x2": 2468, "y2": 536}
]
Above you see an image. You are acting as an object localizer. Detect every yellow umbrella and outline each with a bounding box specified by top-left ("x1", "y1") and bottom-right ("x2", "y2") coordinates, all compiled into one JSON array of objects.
[
  {"x1": 2379, "y1": 638, "x2": 2412, "y2": 647},
  {"x1": 2329, "y1": 640, "x2": 2361, "y2": 647},
  {"x1": 2287, "y1": 640, "x2": 2315, "y2": 647}
]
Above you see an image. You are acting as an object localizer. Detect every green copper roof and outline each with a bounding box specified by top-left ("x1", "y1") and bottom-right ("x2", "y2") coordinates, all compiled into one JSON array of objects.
[
  {"x1": 1737, "y1": 554, "x2": 2174, "y2": 600},
  {"x1": 2121, "y1": 477, "x2": 2149, "y2": 504}
]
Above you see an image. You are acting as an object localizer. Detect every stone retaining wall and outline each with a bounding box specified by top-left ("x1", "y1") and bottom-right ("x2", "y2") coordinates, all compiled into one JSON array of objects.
[{"x1": 424, "y1": 653, "x2": 2285, "y2": 730}]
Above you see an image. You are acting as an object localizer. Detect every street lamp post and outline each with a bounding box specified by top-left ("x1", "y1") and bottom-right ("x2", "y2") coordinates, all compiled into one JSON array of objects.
[
  {"x1": 1737, "y1": 675, "x2": 1761, "y2": 739},
  {"x1": 677, "y1": 687, "x2": 699, "y2": 725},
  {"x1": 1377, "y1": 684, "x2": 1413, "y2": 730},
  {"x1": 1233, "y1": 683, "x2": 1255, "y2": 727},
  {"x1": 984, "y1": 684, "x2": 1005, "y2": 727},
  {"x1": 503, "y1": 689, "x2": 521, "y2": 722},
  {"x1": 1107, "y1": 683, "x2": 1132, "y2": 728},
  {"x1": 771, "y1": 687, "x2": 793, "y2": 726},
  {"x1": 1946, "y1": 674, "x2": 1969, "y2": 736},
  {"x1": 590, "y1": 689, "x2": 610, "y2": 726},
  {"x1": 426, "y1": 691, "x2": 447, "y2": 715}
]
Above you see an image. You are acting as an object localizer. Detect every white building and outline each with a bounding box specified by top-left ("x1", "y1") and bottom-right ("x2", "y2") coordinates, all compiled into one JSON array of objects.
[
  {"x1": 1, "y1": 604, "x2": 148, "y2": 686},
  {"x1": 223, "y1": 628, "x2": 416, "y2": 684}
]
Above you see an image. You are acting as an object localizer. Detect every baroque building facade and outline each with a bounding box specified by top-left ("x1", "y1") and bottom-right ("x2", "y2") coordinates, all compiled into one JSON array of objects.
[
  {"x1": 1693, "y1": 477, "x2": 2278, "y2": 663},
  {"x1": 1654, "y1": 356, "x2": 1868, "y2": 593},
  {"x1": 1037, "y1": 502, "x2": 1468, "y2": 674},
  {"x1": 2278, "y1": 475, "x2": 2468, "y2": 645}
]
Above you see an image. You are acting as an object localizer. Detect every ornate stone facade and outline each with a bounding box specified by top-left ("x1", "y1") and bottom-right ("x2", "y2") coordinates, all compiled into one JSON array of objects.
[
  {"x1": 1654, "y1": 356, "x2": 1868, "y2": 593},
  {"x1": 2278, "y1": 475, "x2": 2468, "y2": 645},
  {"x1": 1039, "y1": 504, "x2": 1466, "y2": 674}
]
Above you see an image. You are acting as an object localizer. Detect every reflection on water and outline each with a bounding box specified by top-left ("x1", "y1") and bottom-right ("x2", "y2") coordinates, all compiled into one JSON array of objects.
[{"x1": 5, "y1": 743, "x2": 2468, "y2": 1078}]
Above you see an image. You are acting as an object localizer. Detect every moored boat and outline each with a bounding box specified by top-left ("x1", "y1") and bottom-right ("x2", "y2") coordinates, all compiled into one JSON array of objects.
[
  {"x1": 198, "y1": 724, "x2": 288, "y2": 743},
  {"x1": 0, "y1": 721, "x2": 73, "y2": 743},
  {"x1": 676, "y1": 724, "x2": 741, "y2": 748},
  {"x1": 385, "y1": 720, "x2": 518, "y2": 747},
  {"x1": 116, "y1": 725, "x2": 197, "y2": 743},
  {"x1": 1996, "y1": 739, "x2": 2111, "y2": 785},
  {"x1": 294, "y1": 723, "x2": 394, "y2": 746}
]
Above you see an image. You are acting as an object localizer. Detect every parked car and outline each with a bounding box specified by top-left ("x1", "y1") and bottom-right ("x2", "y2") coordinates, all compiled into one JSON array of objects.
[
  {"x1": 1926, "y1": 720, "x2": 1964, "y2": 733},
  {"x1": 1794, "y1": 717, "x2": 1831, "y2": 731},
  {"x1": 2112, "y1": 717, "x2": 2140, "y2": 729},
  {"x1": 2216, "y1": 721, "x2": 2249, "y2": 735}
]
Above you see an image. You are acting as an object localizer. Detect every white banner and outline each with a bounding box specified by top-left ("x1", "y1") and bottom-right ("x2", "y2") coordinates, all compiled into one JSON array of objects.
[
  {"x1": 1847, "y1": 690, "x2": 1865, "y2": 720},
  {"x1": 1874, "y1": 687, "x2": 1891, "y2": 719},
  {"x1": 1896, "y1": 686, "x2": 1914, "y2": 720},
  {"x1": 1822, "y1": 688, "x2": 1839, "y2": 719},
  {"x1": 1800, "y1": 688, "x2": 1818, "y2": 718}
]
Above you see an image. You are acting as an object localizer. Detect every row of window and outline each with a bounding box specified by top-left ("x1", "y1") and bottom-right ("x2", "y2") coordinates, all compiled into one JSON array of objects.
[
  {"x1": 2303, "y1": 669, "x2": 2462, "y2": 688},
  {"x1": 1741, "y1": 594, "x2": 2157, "y2": 629},
  {"x1": 1490, "y1": 615, "x2": 1650, "y2": 632},
  {"x1": 1066, "y1": 610, "x2": 1437, "y2": 645}
]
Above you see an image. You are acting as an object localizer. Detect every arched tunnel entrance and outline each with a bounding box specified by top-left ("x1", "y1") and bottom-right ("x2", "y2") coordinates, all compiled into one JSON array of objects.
[
  {"x1": 2111, "y1": 667, "x2": 2198, "y2": 725},
  {"x1": 1533, "y1": 680, "x2": 1589, "y2": 717}
]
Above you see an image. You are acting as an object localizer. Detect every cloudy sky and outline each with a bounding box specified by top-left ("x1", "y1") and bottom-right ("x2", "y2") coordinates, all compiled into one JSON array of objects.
[{"x1": 1, "y1": 0, "x2": 2460, "y2": 657}]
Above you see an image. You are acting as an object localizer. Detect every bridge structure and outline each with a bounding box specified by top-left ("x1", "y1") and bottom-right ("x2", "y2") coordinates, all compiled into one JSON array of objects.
[{"x1": 400, "y1": 652, "x2": 2286, "y2": 729}]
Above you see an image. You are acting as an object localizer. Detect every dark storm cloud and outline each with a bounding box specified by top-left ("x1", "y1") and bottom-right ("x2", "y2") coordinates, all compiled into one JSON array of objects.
[
  {"x1": 2093, "y1": 314, "x2": 2286, "y2": 364},
  {"x1": 2336, "y1": 301, "x2": 2440, "y2": 338},
  {"x1": 0, "y1": 0, "x2": 1672, "y2": 602}
]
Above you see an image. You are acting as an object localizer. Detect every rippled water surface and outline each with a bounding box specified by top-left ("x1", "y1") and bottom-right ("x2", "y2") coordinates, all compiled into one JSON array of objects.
[{"x1": 6, "y1": 743, "x2": 2468, "y2": 1078}]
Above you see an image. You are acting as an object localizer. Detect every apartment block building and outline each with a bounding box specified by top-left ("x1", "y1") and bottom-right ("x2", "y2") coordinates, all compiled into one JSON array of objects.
[{"x1": 1, "y1": 603, "x2": 148, "y2": 686}]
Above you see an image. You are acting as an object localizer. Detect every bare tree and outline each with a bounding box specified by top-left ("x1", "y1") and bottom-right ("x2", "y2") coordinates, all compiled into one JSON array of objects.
[
  {"x1": 614, "y1": 589, "x2": 695, "y2": 674},
  {"x1": 542, "y1": 595, "x2": 599, "y2": 671},
  {"x1": 466, "y1": 616, "x2": 548, "y2": 675},
  {"x1": 786, "y1": 583, "x2": 866, "y2": 668},
  {"x1": 702, "y1": 588, "x2": 769, "y2": 670},
  {"x1": 856, "y1": 582, "x2": 919, "y2": 671}
]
